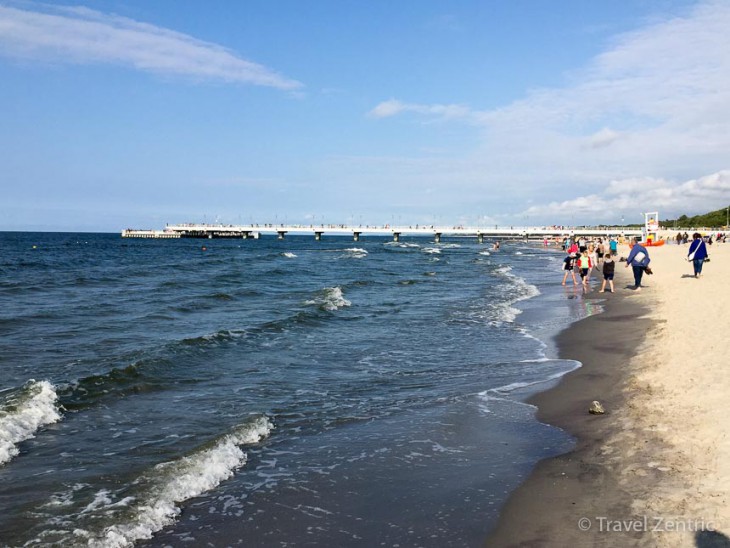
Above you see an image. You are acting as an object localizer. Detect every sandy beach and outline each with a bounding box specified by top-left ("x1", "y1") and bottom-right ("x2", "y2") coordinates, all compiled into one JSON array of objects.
[{"x1": 488, "y1": 237, "x2": 730, "y2": 547}]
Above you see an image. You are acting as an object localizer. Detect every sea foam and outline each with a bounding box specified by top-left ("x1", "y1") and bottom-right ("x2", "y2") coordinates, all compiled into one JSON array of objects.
[
  {"x1": 0, "y1": 380, "x2": 61, "y2": 466},
  {"x1": 71, "y1": 416, "x2": 273, "y2": 547},
  {"x1": 488, "y1": 265, "x2": 541, "y2": 324},
  {"x1": 305, "y1": 287, "x2": 351, "y2": 311}
]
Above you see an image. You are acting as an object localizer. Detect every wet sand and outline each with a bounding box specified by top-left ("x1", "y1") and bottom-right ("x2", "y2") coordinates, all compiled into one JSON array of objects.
[{"x1": 487, "y1": 278, "x2": 653, "y2": 547}]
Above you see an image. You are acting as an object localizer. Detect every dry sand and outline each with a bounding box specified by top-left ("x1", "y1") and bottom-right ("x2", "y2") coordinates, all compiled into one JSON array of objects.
[
  {"x1": 487, "y1": 238, "x2": 730, "y2": 547},
  {"x1": 605, "y1": 239, "x2": 730, "y2": 547}
]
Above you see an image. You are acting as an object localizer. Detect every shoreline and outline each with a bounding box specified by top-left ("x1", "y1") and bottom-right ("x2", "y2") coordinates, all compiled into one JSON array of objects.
[
  {"x1": 486, "y1": 260, "x2": 654, "y2": 546},
  {"x1": 487, "y1": 241, "x2": 730, "y2": 547}
]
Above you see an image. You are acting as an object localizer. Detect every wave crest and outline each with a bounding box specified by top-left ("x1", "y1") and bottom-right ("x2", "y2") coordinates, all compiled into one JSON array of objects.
[
  {"x1": 0, "y1": 380, "x2": 61, "y2": 466},
  {"x1": 305, "y1": 287, "x2": 351, "y2": 311},
  {"x1": 65, "y1": 416, "x2": 273, "y2": 547}
]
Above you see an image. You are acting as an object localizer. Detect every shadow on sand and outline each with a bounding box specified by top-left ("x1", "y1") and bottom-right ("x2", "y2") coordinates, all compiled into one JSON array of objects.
[{"x1": 696, "y1": 529, "x2": 730, "y2": 547}]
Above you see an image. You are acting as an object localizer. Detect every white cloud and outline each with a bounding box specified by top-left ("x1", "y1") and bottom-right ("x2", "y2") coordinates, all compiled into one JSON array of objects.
[
  {"x1": 587, "y1": 128, "x2": 621, "y2": 149},
  {"x1": 521, "y1": 170, "x2": 730, "y2": 223},
  {"x1": 367, "y1": 1, "x2": 730, "y2": 222},
  {"x1": 369, "y1": 99, "x2": 472, "y2": 121},
  {"x1": 0, "y1": 4, "x2": 302, "y2": 89}
]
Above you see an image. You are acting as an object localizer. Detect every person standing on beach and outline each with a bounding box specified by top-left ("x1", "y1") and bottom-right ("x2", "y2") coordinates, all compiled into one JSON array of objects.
[
  {"x1": 599, "y1": 252, "x2": 615, "y2": 293},
  {"x1": 578, "y1": 252, "x2": 592, "y2": 287},
  {"x1": 625, "y1": 237, "x2": 650, "y2": 290},
  {"x1": 688, "y1": 232, "x2": 709, "y2": 278},
  {"x1": 562, "y1": 252, "x2": 578, "y2": 285},
  {"x1": 609, "y1": 236, "x2": 618, "y2": 256}
]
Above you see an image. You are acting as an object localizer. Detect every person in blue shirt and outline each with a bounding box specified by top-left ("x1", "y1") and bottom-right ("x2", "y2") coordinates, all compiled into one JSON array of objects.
[
  {"x1": 609, "y1": 237, "x2": 618, "y2": 255},
  {"x1": 625, "y1": 237, "x2": 650, "y2": 290},
  {"x1": 688, "y1": 233, "x2": 709, "y2": 278}
]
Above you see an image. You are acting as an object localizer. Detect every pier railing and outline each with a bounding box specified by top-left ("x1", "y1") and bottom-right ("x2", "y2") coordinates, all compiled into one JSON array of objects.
[{"x1": 122, "y1": 224, "x2": 642, "y2": 242}]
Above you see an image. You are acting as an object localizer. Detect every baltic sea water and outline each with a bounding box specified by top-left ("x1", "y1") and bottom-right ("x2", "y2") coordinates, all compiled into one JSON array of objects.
[{"x1": 0, "y1": 232, "x2": 598, "y2": 546}]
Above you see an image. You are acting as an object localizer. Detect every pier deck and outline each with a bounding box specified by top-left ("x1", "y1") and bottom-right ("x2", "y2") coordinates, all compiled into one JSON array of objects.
[{"x1": 122, "y1": 224, "x2": 642, "y2": 241}]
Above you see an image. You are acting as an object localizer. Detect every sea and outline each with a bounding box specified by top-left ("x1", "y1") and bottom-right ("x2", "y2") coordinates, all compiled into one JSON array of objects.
[{"x1": 0, "y1": 231, "x2": 602, "y2": 547}]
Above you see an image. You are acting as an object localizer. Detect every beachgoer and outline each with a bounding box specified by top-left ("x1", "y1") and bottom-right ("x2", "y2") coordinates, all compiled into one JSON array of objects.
[
  {"x1": 562, "y1": 252, "x2": 578, "y2": 286},
  {"x1": 625, "y1": 237, "x2": 650, "y2": 290},
  {"x1": 676, "y1": 232, "x2": 682, "y2": 245},
  {"x1": 596, "y1": 239, "x2": 604, "y2": 263},
  {"x1": 493, "y1": 241, "x2": 500, "y2": 250},
  {"x1": 599, "y1": 252, "x2": 615, "y2": 293},
  {"x1": 609, "y1": 237, "x2": 618, "y2": 255},
  {"x1": 688, "y1": 232, "x2": 709, "y2": 278},
  {"x1": 578, "y1": 252, "x2": 592, "y2": 287}
]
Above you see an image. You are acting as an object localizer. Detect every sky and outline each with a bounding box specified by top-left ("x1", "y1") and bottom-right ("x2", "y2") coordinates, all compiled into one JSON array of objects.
[{"x1": 1, "y1": 0, "x2": 729, "y2": 232}]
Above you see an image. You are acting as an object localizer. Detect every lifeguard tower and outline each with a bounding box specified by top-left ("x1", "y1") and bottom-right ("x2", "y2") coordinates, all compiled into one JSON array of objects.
[{"x1": 643, "y1": 212, "x2": 660, "y2": 244}]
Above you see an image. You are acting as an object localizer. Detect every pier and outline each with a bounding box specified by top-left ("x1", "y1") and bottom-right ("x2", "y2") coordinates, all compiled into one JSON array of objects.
[{"x1": 122, "y1": 223, "x2": 642, "y2": 241}]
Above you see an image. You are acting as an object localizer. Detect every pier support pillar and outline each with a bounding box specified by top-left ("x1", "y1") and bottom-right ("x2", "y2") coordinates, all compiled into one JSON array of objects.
[
  {"x1": 242, "y1": 231, "x2": 251, "y2": 240},
  {"x1": 277, "y1": 231, "x2": 287, "y2": 240},
  {"x1": 477, "y1": 233, "x2": 484, "y2": 244},
  {"x1": 353, "y1": 232, "x2": 361, "y2": 242},
  {"x1": 393, "y1": 232, "x2": 401, "y2": 243},
  {"x1": 315, "y1": 231, "x2": 323, "y2": 241},
  {"x1": 434, "y1": 233, "x2": 442, "y2": 244}
]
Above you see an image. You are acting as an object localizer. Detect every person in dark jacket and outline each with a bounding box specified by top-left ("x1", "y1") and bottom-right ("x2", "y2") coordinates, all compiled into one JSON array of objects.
[
  {"x1": 688, "y1": 233, "x2": 709, "y2": 278},
  {"x1": 625, "y1": 237, "x2": 650, "y2": 290},
  {"x1": 562, "y1": 252, "x2": 578, "y2": 285},
  {"x1": 599, "y1": 253, "x2": 616, "y2": 293}
]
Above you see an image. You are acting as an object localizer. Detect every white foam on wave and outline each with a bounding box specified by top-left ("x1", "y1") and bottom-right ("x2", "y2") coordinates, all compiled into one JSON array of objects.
[
  {"x1": 340, "y1": 247, "x2": 367, "y2": 259},
  {"x1": 281, "y1": 252, "x2": 297, "y2": 258},
  {"x1": 479, "y1": 360, "x2": 582, "y2": 399},
  {"x1": 304, "y1": 286, "x2": 351, "y2": 311},
  {"x1": 384, "y1": 242, "x2": 420, "y2": 248},
  {"x1": 478, "y1": 250, "x2": 491, "y2": 256},
  {"x1": 476, "y1": 360, "x2": 581, "y2": 414},
  {"x1": 422, "y1": 247, "x2": 441, "y2": 254},
  {"x1": 0, "y1": 380, "x2": 61, "y2": 466},
  {"x1": 71, "y1": 416, "x2": 273, "y2": 548},
  {"x1": 488, "y1": 265, "x2": 541, "y2": 324}
]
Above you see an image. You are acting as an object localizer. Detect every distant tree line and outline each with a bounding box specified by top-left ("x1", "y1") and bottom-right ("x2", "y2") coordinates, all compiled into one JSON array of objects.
[{"x1": 661, "y1": 205, "x2": 730, "y2": 229}]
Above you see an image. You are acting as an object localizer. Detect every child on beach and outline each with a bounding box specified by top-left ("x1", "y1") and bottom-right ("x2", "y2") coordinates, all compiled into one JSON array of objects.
[
  {"x1": 562, "y1": 253, "x2": 578, "y2": 285},
  {"x1": 599, "y1": 253, "x2": 615, "y2": 293},
  {"x1": 578, "y1": 252, "x2": 592, "y2": 286}
]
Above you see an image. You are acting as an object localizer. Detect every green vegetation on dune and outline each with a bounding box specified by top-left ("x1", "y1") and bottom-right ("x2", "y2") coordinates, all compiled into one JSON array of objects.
[{"x1": 662, "y1": 206, "x2": 730, "y2": 229}]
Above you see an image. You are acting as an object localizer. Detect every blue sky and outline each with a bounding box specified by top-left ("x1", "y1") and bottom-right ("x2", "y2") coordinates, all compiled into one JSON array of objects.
[{"x1": 1, "y1": 0, "x2": 729, "y2": 231}]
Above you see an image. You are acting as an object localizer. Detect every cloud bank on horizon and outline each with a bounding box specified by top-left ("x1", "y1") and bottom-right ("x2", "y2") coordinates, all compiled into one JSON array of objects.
[
  {"x1": 0, "y1": 1, "x2": 728, "y2": 230},
  {"x1": 369, "y1": 1, "x2": 730, "y2": 223}
]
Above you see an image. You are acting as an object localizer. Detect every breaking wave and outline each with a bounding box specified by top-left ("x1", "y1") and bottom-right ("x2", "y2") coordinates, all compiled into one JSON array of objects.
[
  {"x1": 304, "y1": 287, "x2": 351, "y2": 311},
  {"x1": 0, "y1": 380, "x2": 61, "y2": 466},
  {"x1": 39, "y1": 416, "x2": 273, "y2": 547},
  {"x1": 488, "y1": 266, "x2": 541, "y2": 324}
]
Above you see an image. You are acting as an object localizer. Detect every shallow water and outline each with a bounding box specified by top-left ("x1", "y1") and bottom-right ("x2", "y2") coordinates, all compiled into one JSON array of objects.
[{"x1": 0, "y1": 232, "x2": 594, "y2": 546}]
